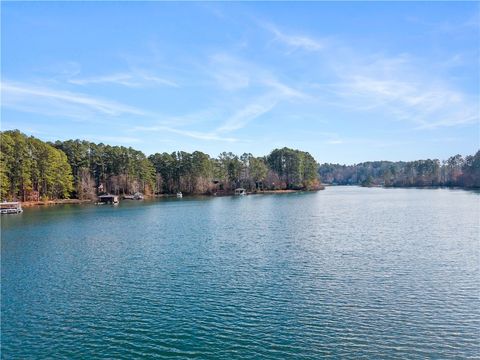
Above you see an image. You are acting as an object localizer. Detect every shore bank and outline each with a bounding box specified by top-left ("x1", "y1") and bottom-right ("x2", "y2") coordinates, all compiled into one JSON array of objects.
[
  {"x1": 205, "y1": 188, "x2": 324, "y2": 197},
  {"x1": 250, "y1": 188, "x2": 324, "y2": 194},
  {"x1": 15, "y1": 188, "x2": 325, "y2": 208},
  {"x1": 21, "y1": 199, "x2": 94, "y2": 207}
]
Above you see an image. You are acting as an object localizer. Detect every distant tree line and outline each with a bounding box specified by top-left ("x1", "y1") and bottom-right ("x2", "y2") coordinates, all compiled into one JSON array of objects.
[
  {"x1": 319, "y1": 151, "x2": 480, "y2": 188},
  {"x1": 0, "y1": 130, "x2": 321, "y2": 201}
]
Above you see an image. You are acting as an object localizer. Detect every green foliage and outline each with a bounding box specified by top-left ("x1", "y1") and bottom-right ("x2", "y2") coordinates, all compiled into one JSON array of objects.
[
  {"x1": 461, "y1": 151, "x2": 480, "y2": 188},
  {"x1": 0, "y1": 132, "x2": 14, "y2": 200},
  {"x1": 217, "y1": 152, "x2": 242, "y2": 185},
  {"x1": 249, "y1": 157, "x2": 268, "y2": 182},
  {"x1": 319, "y1": 152, "x2": 480, "y2": 188},
  {"x1": 361, "y1": 175, "x2": 374, "y2": 187},
  {"x1": 54, "y1": 140, "x2": 156, "y2": 196},
  {"x1": 1, "y1": 130, "x2": 324, "y2": 200},
  {"x1": 1, "y1": 130, "x2": 73, "y2": 200},
  {"x1": 267, "y1": 147, "x2": 319, "y2": 189},
  {"x1": 7, "y1": 129, "x2": 477, "y2": 202},
  {"x1": 148, "y1": 151, "x2": 214, "y2": 193},
  {"x1": 148, "y1": 148, "x2": 319, "y2": 194}
]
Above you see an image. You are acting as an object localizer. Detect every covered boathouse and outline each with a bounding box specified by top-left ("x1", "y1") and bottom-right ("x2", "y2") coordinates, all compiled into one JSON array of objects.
[{"x1": 98, "y1": 194, "x2": 119, "y2": 204}]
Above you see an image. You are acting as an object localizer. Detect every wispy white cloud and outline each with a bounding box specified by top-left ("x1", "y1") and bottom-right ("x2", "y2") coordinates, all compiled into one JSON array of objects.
[
  {"x1": 406, "y1": 9, "x2": 480, "y2": 34},
  {"x1": 216, "y1": 97, "x2": 278, "y2": 133},
  {"x1": 328, "y1": 54, "x2": 479, "y2": 129},
  {"x1": 132, "y1": 87, "x2": 291, "y2": 142},
  {"x1": 133, "y1": 95, "x2": 280, "y2": 142},
  {"x1": 263, "y1": 22, "x2": 326, "y2": 52},
  {"x1": 131, "y1": 93, "x2": 278, "y2": 142},
  {"x1": 69, "y1": 70, "x2": 178, "y2": 88},
  {"x1": 48, "y1": 61, "x2": 82, "y2": 79},
  {"x1": 4, "y1": 15, "x2": 477, "y2": 151},
  {"x1": 259, "y1": 22, "x2": 478, "y2": 131},
  {"x1": 87, "y1": 135, "x2": 141, "y2": 144},
  {"x1": 262, "y1": 78, "x2": 307, "y2": 99},
  {"x1": 308, "y1": 131, "x2": 345, "y2": 145},
  {"x1": 322, "y1": 135, "x2": 411, "y2": 148},
  {"x1": 134, "y1": 125, "x2": 238, "y2": 142},
  {"x1": 207, "y1": 53, "x2": 308, "y2": 98},
  {"x1": 326, "y1": 139, "x2": 344, "y2": 145},
  {"x1": 211, "y1": 85, "x2": 306, "y2": 134},
  {"x1": 208, "y1": 54, "x2": 252, "y2": 91},
  {"x1": 2, "y1": 81, "x2": 145, "y2": 118},
  {"x1": 197, "y1": 53, "x2": 309, "y2": 135}
]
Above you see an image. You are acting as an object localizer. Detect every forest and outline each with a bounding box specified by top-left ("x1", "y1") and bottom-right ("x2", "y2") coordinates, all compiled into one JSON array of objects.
[
  {"x1": 0, "y1": 130, "x2": 320, "y2": 201},
  {"x1": 319, "y1": 152, "x2": 480, "y2": 188},
  {"x1": 2, "y1": 130, "x2": 478, "y2": 202},
  {"x1": 0, "y1": 130, "x2": 73, "y2": 201}
]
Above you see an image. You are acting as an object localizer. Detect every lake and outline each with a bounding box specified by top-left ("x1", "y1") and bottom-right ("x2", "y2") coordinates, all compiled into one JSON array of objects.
[{"x1": 1, "y1": 187, "x2": 479, "y2": 359}]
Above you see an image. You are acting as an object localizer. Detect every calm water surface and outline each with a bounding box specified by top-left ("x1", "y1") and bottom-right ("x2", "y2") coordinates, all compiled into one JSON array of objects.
[{"x1": 2, "y1": 187, "x2": 479, "y2": 359}]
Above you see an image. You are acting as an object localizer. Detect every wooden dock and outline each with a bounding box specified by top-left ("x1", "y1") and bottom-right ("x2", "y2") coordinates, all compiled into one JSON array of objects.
[{"x1": 0, "y1": 202, "x2": 23, "y2": 214}]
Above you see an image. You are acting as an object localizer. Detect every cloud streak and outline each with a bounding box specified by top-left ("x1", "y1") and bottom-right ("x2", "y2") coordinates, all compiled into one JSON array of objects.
[
  {"x1": 215, "y1": 97, "x2": 278, "y2": 133},
  {"x1": 328, "y1": 54, "x2": 479, "y2": 129},
  {"x1": 200, "y1": 53, "x2": 309, "y2": 135},
  {"x1": 260, "y1": 22, "x2": 478, "y2": 130},
  {"x1": 2, "y1": 81, "x2": 145, "y2": 118},
  {"x1": 4, "y1": 13, "x2": 477, "y2": 152},
  {"x1": 87, "y1": 135, "x2": 141, "y2": 144},
  {"x1": 264, "y1": 23, "x2": 326, "y2": 51},
  {"x1": 69, "y1": 71, "x2": 178, "y2": 88},
  {"x1": 134, "y1": 125, "x2": 238, "y2": 142}
]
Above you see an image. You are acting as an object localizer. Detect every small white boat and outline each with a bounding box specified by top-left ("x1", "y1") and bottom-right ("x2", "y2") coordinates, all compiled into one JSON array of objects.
[
  {"x1": 234, "y1": 188, "x2": 246, "y2": 196},
  {"x1": 123, "y1": 192, "x2": 144, "y2": 200},
  {"x1": 176, "y1": 192, "x2": 183, "y2": 198},
  {"x1": 133, "y1": 192, "x2": 144, "y2": 200}
]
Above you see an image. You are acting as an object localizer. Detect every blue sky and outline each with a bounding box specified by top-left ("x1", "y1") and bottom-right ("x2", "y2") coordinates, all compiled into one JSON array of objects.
[{"x1": 1, "y1": 2, "x2": 479, "y2": 163}]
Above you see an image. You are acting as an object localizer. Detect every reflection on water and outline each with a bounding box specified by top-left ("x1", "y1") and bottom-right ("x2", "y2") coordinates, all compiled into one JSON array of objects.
[{"x1": 2, "y1": 187, "x2": 479, "y2": 359}]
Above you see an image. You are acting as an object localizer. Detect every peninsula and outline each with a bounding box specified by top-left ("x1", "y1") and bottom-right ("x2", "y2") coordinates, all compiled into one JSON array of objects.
[{"x1": 1, "y1": 130, "x2": 321, "y2": 203}]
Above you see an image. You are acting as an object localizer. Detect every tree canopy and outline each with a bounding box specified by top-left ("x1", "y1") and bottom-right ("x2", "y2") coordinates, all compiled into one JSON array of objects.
[
  {"x1": 319, "y1": 152, "x2": 480, "y2": 188},
  {"x1": 0, "y1": 132, "x2": 321, "y2": 200},
  {"x1": 1, "y1": 130, "x2": 73, "y2": 201},
  {"x1": 3, "y1": 130, "x2": 476, "y2": 202}
]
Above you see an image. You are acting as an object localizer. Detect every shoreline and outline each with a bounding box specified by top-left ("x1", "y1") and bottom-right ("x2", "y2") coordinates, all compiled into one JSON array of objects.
[
  {"x1": 16, "y1": 189, "x2": 324, "y2": 208},
  {"x1": 22, "y1": 185, "x2": 479, "y2": 208},
  {"x1": 11, "y1": 185, "x2": 478, "y2": 208},
  {"x1": 324, "y1": 184, "x2": 479, "y2": 190},
  {"x1": 21, "y1": 199, "x2": 94, "y2": 207}
]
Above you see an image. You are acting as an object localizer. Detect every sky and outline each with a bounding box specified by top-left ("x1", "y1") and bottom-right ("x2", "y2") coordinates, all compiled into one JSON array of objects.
[{"x1": 1, "y1": 1, "x2": 479, "y2": 164}]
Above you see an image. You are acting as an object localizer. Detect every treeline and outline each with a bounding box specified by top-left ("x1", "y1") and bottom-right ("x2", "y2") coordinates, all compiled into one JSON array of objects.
[
  {"x1": 149, "y1": 147, "x2": 320, "y2": 194},
  {"x1": 319, "y1": 151, "x2": 480, "y2": 188},
  {"x1": 53, "y1": 139, "x2": 155, "y2": 199},
  {"x1": 0, "y1": 130, "x2": 73, "y2": 201},
  {"x1": 0, "y1": 130, "x2": 321, "y2": 201}
]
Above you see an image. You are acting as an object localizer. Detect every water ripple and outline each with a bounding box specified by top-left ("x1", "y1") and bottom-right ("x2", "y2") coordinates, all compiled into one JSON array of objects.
[{"x1": 2, "y1": 188, "x2": 479, "y2": 359}]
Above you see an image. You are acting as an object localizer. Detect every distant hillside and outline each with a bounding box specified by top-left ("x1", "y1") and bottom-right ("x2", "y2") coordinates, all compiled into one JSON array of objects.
[{"x1": 319, "y1": 152, "x2": 480, "y2": 188}]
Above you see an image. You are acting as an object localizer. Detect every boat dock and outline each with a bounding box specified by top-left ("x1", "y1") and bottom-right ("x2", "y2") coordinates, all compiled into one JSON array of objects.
[
  {"x1": 0, "y1": 202, "x2": 23, "y2": 214},
  {"x1": 98, "y1": 195, "x2": 119, "y2": 204}
]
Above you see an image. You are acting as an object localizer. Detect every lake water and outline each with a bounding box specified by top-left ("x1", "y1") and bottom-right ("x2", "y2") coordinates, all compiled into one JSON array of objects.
[{"x1": 1, "y1": 187, "x2": 479, "y2": 359}]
